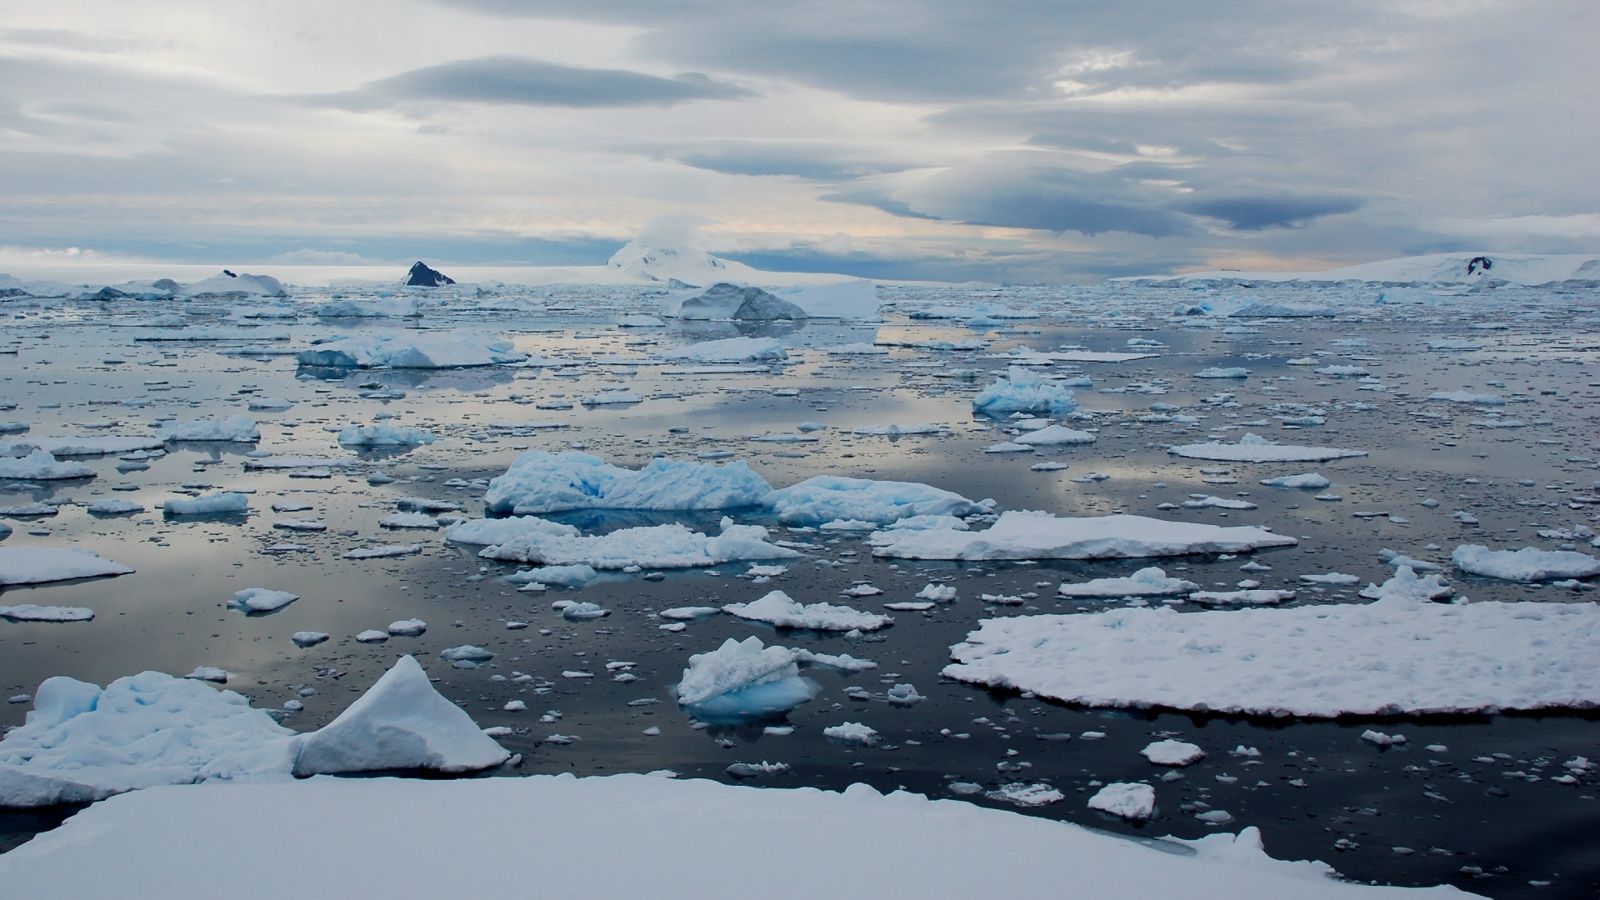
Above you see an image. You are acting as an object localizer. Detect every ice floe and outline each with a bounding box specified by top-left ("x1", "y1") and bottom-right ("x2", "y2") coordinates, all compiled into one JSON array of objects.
[{"x1": 871, "y1": 511, "x2": 1296, "y2": 561}]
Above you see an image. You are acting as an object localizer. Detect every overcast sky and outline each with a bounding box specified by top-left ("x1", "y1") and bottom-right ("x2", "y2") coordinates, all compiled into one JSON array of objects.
[{"x1": 1, "y1": 1, "x2": 1595, "y2": 281}]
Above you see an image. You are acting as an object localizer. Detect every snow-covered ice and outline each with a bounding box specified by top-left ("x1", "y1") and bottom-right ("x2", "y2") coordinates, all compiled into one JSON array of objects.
[
  {"x1": 722, "y1": 590, "x2": 893, "y2": 632},
  {"x1": 872, "y1": 511, "x2": 1296, "y2": 561},
  {"x1": 1169, "y1": 433, "x2": 1367, "y2": 463}
]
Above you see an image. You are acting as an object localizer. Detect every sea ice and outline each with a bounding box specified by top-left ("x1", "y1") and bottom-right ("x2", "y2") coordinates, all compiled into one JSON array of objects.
[{"x1": 871, "y1": 510, "x2": 1296, "y2": 561}]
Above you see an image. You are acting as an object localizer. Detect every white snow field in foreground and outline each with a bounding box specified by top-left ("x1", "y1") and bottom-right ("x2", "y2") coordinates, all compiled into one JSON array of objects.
[
  {"x1": 0, "y1": 656, "x2": 507, "y2": 807},
  {"x1": 1169, "y1": 433, "x2": 1368, "y2": 463},
  {"x1": 945, "y1": 568, "x2": 1600, "y2": 717},
  {"x1": 478, "y1": 519, "x2": 800, "y2": 570},
  {"x1": 871, "y1": 510, "x2": 1296, "y2": 560},
  {"x1": 483, "y1": 450, "x2": 773, "y2": 515},
  {"x1": 0, "y1": 546, "x2": 134, "y2": 586},
  {"x1": 0, "y1": 774, "x2": 1469, "y2": 899}
]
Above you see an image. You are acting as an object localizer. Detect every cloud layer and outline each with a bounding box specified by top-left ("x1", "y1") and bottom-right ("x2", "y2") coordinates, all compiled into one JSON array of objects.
[{"x1": 0, "y1": 1, "x2": 1594, "y2": 280}]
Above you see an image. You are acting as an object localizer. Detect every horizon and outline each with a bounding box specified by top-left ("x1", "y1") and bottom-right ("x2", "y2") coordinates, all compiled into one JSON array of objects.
[{"x1": 1, "y1": 2, "x2": 1596, "y2": 282}]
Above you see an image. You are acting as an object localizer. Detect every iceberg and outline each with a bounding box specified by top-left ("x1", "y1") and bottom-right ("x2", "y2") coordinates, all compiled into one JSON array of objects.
[
  {"x1": 1057, "y1": 567, "x2": 1199, "y2": 598},
  {"x1": 0, "y1": 449, "x2": 95, "y2": 481},
  {"x1": 163, "y1": 491, "x2": 249, "y2": 516},
  {"x1": 661, "y1": 283, "x2": 806, "y2": 320},
  {"x1": 337, "y1": 424, "x2": 436, "y2": 447},
  {"x1": 872, "y1": 511, "x2": 1296, "y2": 561},
  {"x1": 160, "y1": 416, "x2": 261, "y2": 443},
  {"x1": 1451, "y1": 545, "x2": 1600, "y2": 582}
]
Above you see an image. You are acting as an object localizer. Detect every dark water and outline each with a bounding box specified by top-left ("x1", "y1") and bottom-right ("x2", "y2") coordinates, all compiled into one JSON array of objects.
[{"x1": 1, "y1": 285, "x2": 1598, "y2": 896}]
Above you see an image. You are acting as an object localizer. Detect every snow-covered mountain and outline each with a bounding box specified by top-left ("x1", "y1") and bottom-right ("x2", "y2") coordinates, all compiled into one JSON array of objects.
[
  {"x1": 1127, "y1": 252, "x2": 1600, "y2": 288},
  {"x1": 604, "y1": 235, "x2": 762, "y2": 285}
]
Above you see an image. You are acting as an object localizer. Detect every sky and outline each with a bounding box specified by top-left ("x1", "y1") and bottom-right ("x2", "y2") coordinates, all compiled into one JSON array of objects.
[{"x1": 0, "y1": 0, "x2": 1595, "y2": 282}]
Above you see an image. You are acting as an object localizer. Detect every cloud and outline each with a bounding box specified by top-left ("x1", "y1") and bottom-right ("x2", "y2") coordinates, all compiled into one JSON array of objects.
[
  {"x1": 1180, "y1": 194, "x2": 1362, "y2": 230},
  {"x1": 310, "y1": 56, "x2": 753, "y2": 110}
]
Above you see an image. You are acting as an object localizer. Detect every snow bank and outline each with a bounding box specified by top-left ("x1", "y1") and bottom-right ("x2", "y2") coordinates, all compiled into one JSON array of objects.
[
  {"x1": 297, "y1": 333, "x2": 526, "y2": 368},
  {"x1": 484, "y1": 451, "x2": 773, "y2": 516},
  {"x1": 1451, "y1": 545, "x2": 1600, "y2": 582},
  {"x1": 294, "y1": 655, "x2": 509, "y2": 776},
  {"x1": 0, "y1": 774, "x2": 1467, "y2": 897},
  {"x1": 479, "y1": 519, "x2": 800, "y2": 570},
  {"x1": 676, "y1": 636, "x2": 818, "y2": 718},
  {"x1": 769, "y1": 475, "x2": 987, "y2": 526},
  {"x1": 0, "y1": 546, "x2": 134, "y2": 586},
  {"x1": 972, "y1": 366, "x2": 1078, "y2": 416},
  {"x1": 947, "y1": 571, "x2": 1600, "y2": 717},
  {"x1": 1170, "y1": 433, "x2": 1367, "y2": 463},
  {"x1": 872, "y1": 511, "x2": 1296, "y2": 561},
  {"x1": 722, "y1": 590, "x2": 892, "y2": 632}
]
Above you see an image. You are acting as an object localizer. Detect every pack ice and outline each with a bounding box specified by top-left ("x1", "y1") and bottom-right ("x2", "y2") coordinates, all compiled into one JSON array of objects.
[{"x1": 297, "y1": 333, "x2": 526, "y2": 368}]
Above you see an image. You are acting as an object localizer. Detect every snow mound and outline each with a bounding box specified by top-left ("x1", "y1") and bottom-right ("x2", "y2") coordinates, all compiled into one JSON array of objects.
[
  {"x1": 676, "y1": 636, "x2": 817, "y2": 718},
  {"x1": 972, "y1": 366, "x2": 1078, "y2": 416},
  {"x1": 484, "y1": 451, "x2": 773, "y2": 516},
  {"x1": 297, "y1": 333, "x2": 526, "y2": 368},
  {"x1": 0, "y1": 546, "x2": 134, "y2": 586},
  {"x1": 871, "y1": 510, "x2": 1296, "y2": 561},
  {"x1": 295, "y1": 656, "x2": 509, "y2": 776},
  {"x1": 1170, "y1": 433, "x2": 1367, "y2": 463},
  {"x1": 479, "y1": 519, "x2": 800, "y2": 570},
  {"x1": 722, "y1": 590, "x2": 892, "y2": 632},
  {"x1": 769, "y1": 475, "x2": 987, "y2": 526}
]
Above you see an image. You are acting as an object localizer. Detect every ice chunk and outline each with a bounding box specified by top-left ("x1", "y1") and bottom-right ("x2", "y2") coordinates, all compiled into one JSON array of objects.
[
  {"x1": 1057, "y1": 567, "x2": 1199, "y2": 598},
  {"x1": 1169, "y1": 433, "x2": 1367, "y2": 463},
  {"x1": 337, "y1": 424, "x2": 436, "y2": 447},
  {"x1": 675, "y1": 636, "x2": 817, "y2": 718},
  {"x1": 480, "y1": 520, "x2": 799, "y2": 570},
  {"x1": 297, "y1": 333, "x2": 526, "y2": 368},
  {"x1": 294, "y1": 656, "x2": 509, "y2": 775},
  {"x1": 872, "y1": 510, "x2": 1295, "y2": 561},
  {"x1": 443, "y1": 516, "x2": 580, "y2": 545},
  {"x1": 655, "y1": 336, "x2": 786, "y2": 363},
  {"x1": 0, "y1": 546, "x2": 134, "y2": 586},
  {"x1": 163, "y1": 492, "x2": 249, "y2": 516},
  {"x1": 160, "y1": 416, "x2": 260, "y2": 443},
  {"x1": 769, "y1": 475, "x2": 986, "y2": 526},
  {"x1": 0, "y1": 450, "x2": 95, "y2": 481},
  {"x1": 226, "y1": 588, "x2": 299, "y2": 614},
  {"x1": 0, "y1": 605, "x2": 95, "y2": 623},
  {"x1": 823, "y1": 722, "x2": 880, "y2": 745},
  {"x1": 972, "y1": 366, "x2": 1078, "y2": 416},
  {"x1": 484, "y1": 451, "x2": 773, "y2": 516},
  {"x1": 1088, "y1": 782, "x2": 1156, "y2": 821},
  {"x1": 1451, "y1": 545, "x2": 1600, "y2": 582},
  {"x1": 722, "y1": 590, "x2": 892, "y2": 632},
  {"x1": 1013, "y1": 424, "x2": 1096, "y2": 445}
]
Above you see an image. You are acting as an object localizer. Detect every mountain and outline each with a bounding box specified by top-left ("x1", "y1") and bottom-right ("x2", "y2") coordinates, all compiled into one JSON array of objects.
[
  {"x1": 404, "y1": 262, "x2": 455, "y2": 287},
  {"x1": 604, "y1": 235, "x2": 762, "y2": 285}
]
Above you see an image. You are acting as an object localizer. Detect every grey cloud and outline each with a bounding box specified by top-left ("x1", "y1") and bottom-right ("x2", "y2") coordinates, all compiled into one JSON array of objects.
[
  {"x1": 1181, "y1": 194, "x2": 1362, "y2": 230},
  {"x1": 312, "y1": 56, "x2": 753, "y2": 110},
  {"x1": 628, "y1": 140, "x2": 924, "y2": 181}
]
